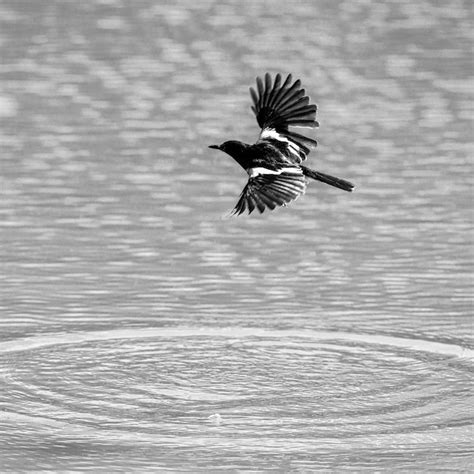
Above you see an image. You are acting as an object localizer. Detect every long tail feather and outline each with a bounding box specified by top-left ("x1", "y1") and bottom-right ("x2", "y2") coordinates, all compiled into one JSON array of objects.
[{"x1": 301, "y1": 166, "x2": 355, "y2": 192}]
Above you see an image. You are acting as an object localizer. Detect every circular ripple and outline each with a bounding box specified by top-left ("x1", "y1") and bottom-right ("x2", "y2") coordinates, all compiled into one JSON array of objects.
[{"x1": 0, "y1": 327, "x2": 472, "y2": 470}]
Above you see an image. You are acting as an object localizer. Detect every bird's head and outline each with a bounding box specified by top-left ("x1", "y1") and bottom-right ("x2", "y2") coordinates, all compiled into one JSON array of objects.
[{"x1": 208, "y1": 140, "x2": 249, "y2": 159}]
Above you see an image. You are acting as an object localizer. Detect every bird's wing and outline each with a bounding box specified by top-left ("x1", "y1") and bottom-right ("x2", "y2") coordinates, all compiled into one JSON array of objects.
[
  {"x1": 231, "y1": 168, "x2": 306, "y2": 215},
  {"x1": 250, "y1": 73, "x2": 319, "y2": 164}
]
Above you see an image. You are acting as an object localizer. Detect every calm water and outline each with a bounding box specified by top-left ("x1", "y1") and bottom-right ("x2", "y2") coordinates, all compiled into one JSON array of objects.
[{"x1": 0, "y1": 0, "x2": 473, "y2": 471}]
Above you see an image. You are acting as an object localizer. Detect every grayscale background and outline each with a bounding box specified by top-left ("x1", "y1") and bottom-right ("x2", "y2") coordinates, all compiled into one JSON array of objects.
[{"x1": 0, "y1": 0, "x2": 472, "y2": 471}]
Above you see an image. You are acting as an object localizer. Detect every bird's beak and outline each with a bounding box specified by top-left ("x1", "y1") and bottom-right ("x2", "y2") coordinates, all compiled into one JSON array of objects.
[{"x1": 208, "y1": 144, "x2": 220, "y2": 150}]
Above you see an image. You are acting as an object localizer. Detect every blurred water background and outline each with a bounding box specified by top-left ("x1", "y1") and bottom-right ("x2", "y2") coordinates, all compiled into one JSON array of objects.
[{"x1": 0, "y1": 0, "x2": 472, "y2": 471}]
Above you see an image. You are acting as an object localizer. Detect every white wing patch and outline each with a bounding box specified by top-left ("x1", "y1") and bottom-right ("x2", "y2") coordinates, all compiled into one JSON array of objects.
[
  {"x1": 260, "y1": 129, "x2": 303, "y2": 160},
  {"x1": 247, "y1": 166, "x2": 301, "y2": 178}
]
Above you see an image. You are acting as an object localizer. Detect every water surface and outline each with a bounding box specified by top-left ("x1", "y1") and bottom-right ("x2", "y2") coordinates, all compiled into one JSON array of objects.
[{"x1": 0, "y1": 0, "x2": 472, "y2": 471}]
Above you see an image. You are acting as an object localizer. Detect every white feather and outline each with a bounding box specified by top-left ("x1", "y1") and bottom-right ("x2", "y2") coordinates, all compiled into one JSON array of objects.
[
  {"x1": 261, "y1": 129, "x2": 301, "y2": 158},
  {"x1": 247, "y1": 166, "x2": 301, "y2": 178}
]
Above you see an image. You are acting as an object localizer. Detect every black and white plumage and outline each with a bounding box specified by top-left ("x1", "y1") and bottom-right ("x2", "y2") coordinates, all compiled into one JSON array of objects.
[{"x1": 209, "y1": 73, "x2": 355, "y2": 215}]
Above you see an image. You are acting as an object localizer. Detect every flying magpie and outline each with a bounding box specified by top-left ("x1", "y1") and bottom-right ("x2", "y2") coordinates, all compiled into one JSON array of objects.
[{"x1": 209, "y1": 73, "x2": 355, "y2": 215}]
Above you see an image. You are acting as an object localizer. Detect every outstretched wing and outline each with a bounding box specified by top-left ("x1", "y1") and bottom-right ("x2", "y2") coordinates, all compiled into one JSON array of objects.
[
  {"x1": 231, "y1": 169, "x2": 306, "y2": 215},
  {"x1": 250, "y1": 73, "x2": 319, "y2": 164}
]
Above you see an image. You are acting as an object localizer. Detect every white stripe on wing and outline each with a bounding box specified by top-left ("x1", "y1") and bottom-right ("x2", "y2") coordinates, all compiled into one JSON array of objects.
[
  {"x1": 247, "y1": 166, "x2": 301, "y2": 178},
  {"x1": 261, "y1": 129, "x2": 302, "y2": 159}
]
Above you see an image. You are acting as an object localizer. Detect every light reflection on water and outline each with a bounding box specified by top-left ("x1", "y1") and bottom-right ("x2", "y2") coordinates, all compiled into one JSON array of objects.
[{"x1": 0, "y1": 0, "x2": 472, "y2": 471}]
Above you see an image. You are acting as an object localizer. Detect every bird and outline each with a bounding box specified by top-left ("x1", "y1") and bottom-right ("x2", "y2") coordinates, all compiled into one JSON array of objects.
[{"x1": 209, "y1": 73, "x2": 355, "y2": 215}]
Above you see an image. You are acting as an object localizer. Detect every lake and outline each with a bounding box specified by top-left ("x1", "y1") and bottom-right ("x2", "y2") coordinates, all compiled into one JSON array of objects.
[{"x1": 0, "y1": 0, "x2": 472, "y2": 471}]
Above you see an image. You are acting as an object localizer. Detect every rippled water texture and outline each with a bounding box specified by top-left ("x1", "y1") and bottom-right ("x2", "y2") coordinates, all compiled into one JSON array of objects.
[{"x1": 0, "y1": 0, "x2": 473, "y2": 471}]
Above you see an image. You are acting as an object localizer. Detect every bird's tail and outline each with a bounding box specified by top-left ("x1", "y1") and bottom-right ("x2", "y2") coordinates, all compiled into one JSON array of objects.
[{"x1": 301, "y1": 166, "x2": 355, "y2": 192}]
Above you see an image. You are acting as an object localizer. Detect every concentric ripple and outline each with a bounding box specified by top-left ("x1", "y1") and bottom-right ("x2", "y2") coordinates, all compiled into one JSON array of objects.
[{"x1": 0, "y1": 327, "x2": 472, "y2": 470}]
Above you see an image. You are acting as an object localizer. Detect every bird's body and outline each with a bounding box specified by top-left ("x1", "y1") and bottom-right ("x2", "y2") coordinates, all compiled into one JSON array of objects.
[{"x1": 209, "y1": 73, "x2": 355, "y2": 215}]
